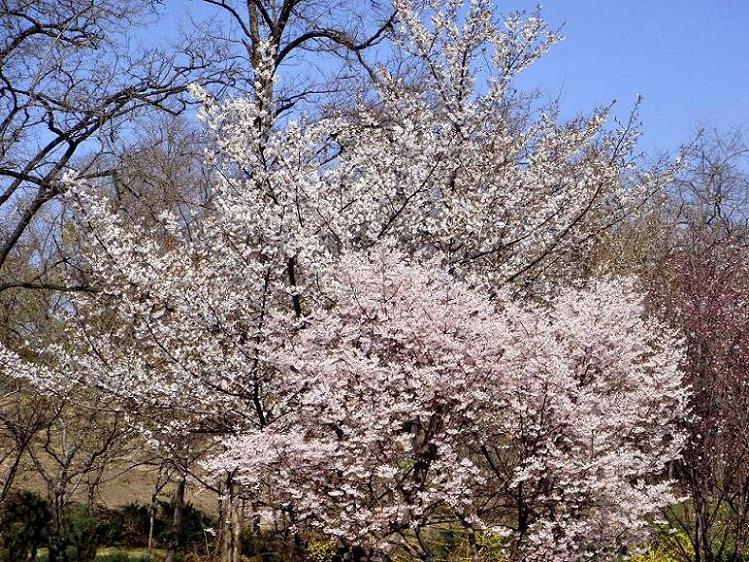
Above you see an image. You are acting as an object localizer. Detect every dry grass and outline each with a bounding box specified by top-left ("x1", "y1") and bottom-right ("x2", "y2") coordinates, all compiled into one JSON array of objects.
[{"x1": 14, "y1": 460, "x2": 218, "y2": 513}]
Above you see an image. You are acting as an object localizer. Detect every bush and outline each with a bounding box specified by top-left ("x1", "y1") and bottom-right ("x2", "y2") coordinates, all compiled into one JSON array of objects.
[
  {"x1": 99, "y1": 503, "x2": 156, "y2": 548},
  {"x1": 156, "y1": 500, "x2": 215, "y2": 551},
  {"x1": 64, "y1": 505, "x2": 100, "y2": 562},
  {"x1": 239, "y1": 525, "x2": 292, "y2": 561},
  {"x1": 427, "y1": 528, "x2": 506, "y2": 562},
  {"x1": 628, "y1": 525, "x2": 694, "y2": 562},
  {"x1": 95, "y1": 499, "x2": 216, "y2": 554},
  {"x1": 307, "y1": 541, "x2": 337, "y2": 562},
  {"x1": 0, "y1": 491, "x2": 50, "y2": 562}
]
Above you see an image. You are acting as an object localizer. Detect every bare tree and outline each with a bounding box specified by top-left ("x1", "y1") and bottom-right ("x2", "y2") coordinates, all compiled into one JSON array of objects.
[
  {"x1": 0, "y1": 0, "x2": 224, "y2": 284},
  {"x1": 0, "y1": 377, "x2": 50, "y2": 504},
  {"x1": 0, "y1": 0, "x2": 399, "y2": 296},
  {"x1": 672, "y1": 127, "x2": 749, "y2": 229},
  {"x1": 25, "y1": 389, "x2": 138, "y2": 562},
  {"x1": 191, "y1": 0, "x2": 396, "y2": 119}
]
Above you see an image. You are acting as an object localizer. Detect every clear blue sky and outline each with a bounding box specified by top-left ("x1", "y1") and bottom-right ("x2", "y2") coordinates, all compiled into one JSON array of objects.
[
  {"x1": 157, "y1": 1, "x2": 749, "y2": 155},
  {"x1": 506, "y1": 1, "x2": 749, "y2": 153}
]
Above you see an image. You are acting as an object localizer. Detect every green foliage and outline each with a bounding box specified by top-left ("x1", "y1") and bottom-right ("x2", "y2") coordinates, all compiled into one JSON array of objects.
[
  {"x1": 628, "y1": 527, "x2": 694, "y2": 562},
  {"x1": 98, "y1": 500, "x2": 214, "y2": 553},
  {"x1": 307, "y1": 540, "x2": 337, "y2": 562},
  {"x1": 99, "y1": 503, "x2": 156, "y2": 548},
  {"x1": 96, "y1": 550, "x2": 151, "y2": 562},
  {"x1": 0, "y1": 491, "x2": 50, "y2": 562},
  {"x1": 239, "y1": 525, "x2": 289, "y2": 561},
  {"x1": 64, "y1": 505, "x2": 100, "y2": 562},
  {"x1": 426, "y1": 527, "x2": 507, "y2": 561},
  {"x1": 156, "y1": 500, "x2": 215, "y2": 550},
  {"x1": 431, "y1": 527, "x2": 464, "y2": 560},
  {"x1": 38, "y1": 551, "x2": 152, "y2": 562},
  {"x1": 630, "y1": 550, "x2": 678, "y2": 562}
]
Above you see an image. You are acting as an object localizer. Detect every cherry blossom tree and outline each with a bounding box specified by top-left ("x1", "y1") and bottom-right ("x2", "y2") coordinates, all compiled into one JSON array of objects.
[
  {"x1": 0, "y1": 1, "x2": 689, "y2": 560},
  {"x1": 0, "y1": 244, "x2": 689, "y2": 561},
  {"x1": 206, "y1": 247, "x2": 688, "y2": 561},
  {"x1": 4, "y1": 0, "x2": 663, "y2": 442},
  {"x1": 189, "y1": 0, "x2": 668, "y2": 295}
]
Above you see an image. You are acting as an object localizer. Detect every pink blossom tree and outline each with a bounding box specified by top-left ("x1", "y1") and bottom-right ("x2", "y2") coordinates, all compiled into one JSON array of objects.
[
  {"x1": 0, "y1": 1, "x2": 689, "y2": 560},
  {"x1": 207, "y1": 247, "x2": 688, "y2": 561}
]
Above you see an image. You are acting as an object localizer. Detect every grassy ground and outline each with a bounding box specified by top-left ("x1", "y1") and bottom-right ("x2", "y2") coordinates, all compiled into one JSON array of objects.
[
  {"x1": 35, "y1": 547, "x2": 168, "y2": 562},
  {"x1": 97, "y1": 546, "x2": 167, "y2": 558}
]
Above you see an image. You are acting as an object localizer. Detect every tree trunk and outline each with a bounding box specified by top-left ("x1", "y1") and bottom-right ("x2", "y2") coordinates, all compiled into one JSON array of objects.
[
  {"x1": 147, "y1": 494, "x2": 157, "y2": 560},
  {"x1": 164, "y1": 474, "x2": 186, "y2": 562},
  {"x1": 467, "y1": 530, "x2": 481, "y2": 562},
  {"x1": 217, "y1": 474, "x2": 243, "y2": 562},
  {"x1": 47, "y1": 487, "x2": 68, "y2": 562},
  {"x1": 0, "y1": 447, "x2": 25, "y2": 505}
]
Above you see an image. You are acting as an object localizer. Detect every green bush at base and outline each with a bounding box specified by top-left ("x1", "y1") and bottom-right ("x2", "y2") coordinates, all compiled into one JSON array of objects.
[{"x1": 0, "y1": 491, "x2": 50, "y2": 562}]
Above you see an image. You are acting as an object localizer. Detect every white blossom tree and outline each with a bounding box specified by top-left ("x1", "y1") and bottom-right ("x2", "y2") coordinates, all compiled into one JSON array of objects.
[{"x1": 0, "y1": 1, "x2": 689, "y2": 561}]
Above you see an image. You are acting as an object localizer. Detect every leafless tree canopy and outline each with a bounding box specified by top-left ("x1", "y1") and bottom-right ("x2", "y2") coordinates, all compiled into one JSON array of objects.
[{"x1": 0, "y1": 0, "x2": 224, "y2": 284}]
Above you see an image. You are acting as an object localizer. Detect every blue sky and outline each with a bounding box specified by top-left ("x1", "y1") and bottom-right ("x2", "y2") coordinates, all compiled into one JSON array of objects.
[
  {"x1": 505, "y1": 1, "x2": 749, "y2": 153},
  {"x1": 158, "y1": 1, "x2": 749, "y2": 155}
]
